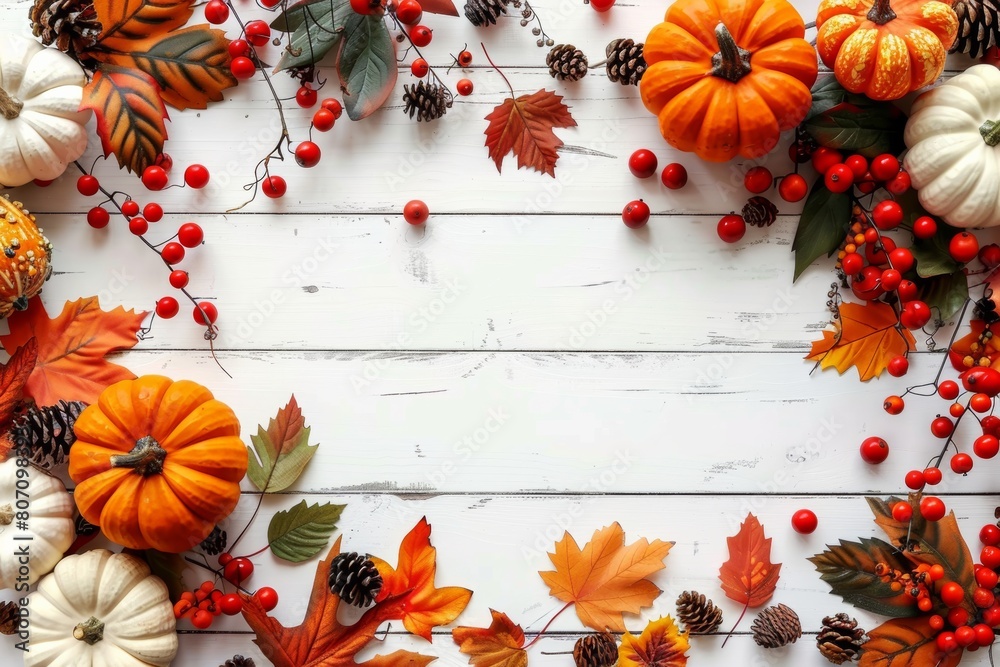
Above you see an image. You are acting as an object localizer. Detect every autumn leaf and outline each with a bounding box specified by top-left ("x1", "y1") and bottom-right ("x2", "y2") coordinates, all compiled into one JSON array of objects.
[
  {"x1": 82, "y1": 67, "x2": 169, "y2": 174},
  {"x1": 538, "y1": 522, "x2": 672, "y2": 632},
  {"x1": 419, "y1": 0, "x2": 459, "y2": 15},
  {"x1": 806, "y1": 301, "x2": 916, "y2": 382},
  {"x1": 484, "y1": 89, "x2": 576, "y2": 177},
  {"x1": 372, "y1": 517, "x2": 473, "y2": 640},
  {"x1": 619, "y1": 616, "x2": 689, "y2": 667},
  {"x1": 809, "y1": 538, "x2": 919, "y2": 617},
  {"x1": 0, "y1": 297, "x2": 146, "y2": 405},
  {"x1": 452, "y1": 610, "x2": 527, "y2": 667},
  {"x1": 0, "y1": 339, "x2": 38, "y2": 461},
  {"x1": 718, "y1": 514, "x2": 780, "y2": 644},
  {"x1": 267, "y1": 500, "x2": 346, "y2": 563},
  {"x1": 859, "y1": 616, "x2": 962, "y2": 667},
  {"x1": 246, "y1": 395, "x2": 319, "y2": 492},
  {"x1": 93, "y1": 0, "x2": 194, "y2": 47}
]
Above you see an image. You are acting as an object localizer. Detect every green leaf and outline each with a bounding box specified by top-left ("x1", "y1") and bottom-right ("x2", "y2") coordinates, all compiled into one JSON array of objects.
[
  {"x1": 919, "y1": 270, "x2": 968, "y2": 319},
  {"x1": 792, "y1": 176, "x2": 851, "y2": 281},
  {"x1": 247, "y1": 395, "x2": 319, "y2": 492},
  {"x1": 272, "y1": 0, "x2": 352, "y2": 71},
  {"x1": 337, "y1": 12, "x2": 397, "y2": 121},
  {"x1": 804, "y1": 104, "x2": 906, "y2": 158},
  {"x1": 267, "y1": 500, "x2": 346, "y2": 563},
  {"x1": 807, "y1": 77, "x2": 869, "y2": 120},
  {"x1": 143, "y1": 550, "x2": 187, "y2": 601},
  {"x1": 809, "y1": 538, "x2": 920, "y2": 618}
]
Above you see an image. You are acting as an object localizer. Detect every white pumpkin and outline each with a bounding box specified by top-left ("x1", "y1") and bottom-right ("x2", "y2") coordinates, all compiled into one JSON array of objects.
[
  {"x1": 904, "y1": 64, "x2": 1000, "y2": 228},
  {"x1": 26, "y1": 549, "x2": 178, "y2": 667},
  {"x1": 0, "y1": 458, "x2": 73, "y2": 589},
  {"x1": 0, "y1": 35, "x2": 90, "y2": 188}
]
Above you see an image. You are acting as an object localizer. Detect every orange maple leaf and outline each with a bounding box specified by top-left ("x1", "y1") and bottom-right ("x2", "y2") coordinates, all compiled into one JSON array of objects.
[
  {"x1": 718, "y1": 514, "x2": 780, "y2": 644},
  {"x1": 0, "y1": 339, "x2": 38, "y2": 461},
  {"x1": 806, "y1": 301, "x2": 916, "y2": 382},
  {"x1": 452, "y1": 610, "x2": 527, "y2": 667},
  {"x1": 484, "y1": 89, "x2": 576, "y2": 177},
  {"x1": 372, "y1": 516, "x2": 473, "y2": 640},
  {"x1": 618, "y1": 616, "x2": 689, "y2": 667},
  {"x1": 538, "y1": 522, "x2": 672, "y2": 632},
  {"x1": 0, "y1": 297, "x2": 146, "y2": 405},
  {"x1": 242, "y1": 534, "x2": 439, "y2": 667}
]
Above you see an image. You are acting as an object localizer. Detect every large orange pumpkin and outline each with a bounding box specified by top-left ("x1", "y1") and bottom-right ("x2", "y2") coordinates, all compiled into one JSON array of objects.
[
  {"x1": 639, "y1": 0, "x2": 818, "y2": 162},
  {"x1": 69, "y1": 375, "x2": 247, "y2": 553},
  {"x1": 816, "y1": 0, "x2": 958, "y2": 101}
]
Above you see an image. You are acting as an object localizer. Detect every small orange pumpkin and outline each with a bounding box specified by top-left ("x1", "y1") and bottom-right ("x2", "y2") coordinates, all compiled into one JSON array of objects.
[
  {"x1": 816, "y1": 0, "x2": 958, "y2": 101},
  {"x1": 640, "y1": 0, "x2": 819, "y2": 162},
  {"x1": 0, "y1": 195, "x2": 52, "y2": 318},
  {"x1": 69, "y1": 375, "x2": 247, "y2": 553}
]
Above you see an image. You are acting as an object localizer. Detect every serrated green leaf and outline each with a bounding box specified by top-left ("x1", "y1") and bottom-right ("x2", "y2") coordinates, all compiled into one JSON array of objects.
[
  {"x1": 247, "y1": 395, "x2": 319, "y2": 492},
  {"x1": 804, "y1": 104, "x2": 906, "y2": 158},
  {"x1": 792, "y1": 177, "x2": 851, "y2": 281},
  {"x1": 272, "y1": 0, "x2": 352, "y2": 71},
  {"x1": 268, "y1": 500, "x2": 346, "y2": 562},
  {"x1": 919, "y1": 270, "x2": 968, "y2": 319},
  {"x1": 338, "y1": 12, "x2": 397, "y2": 121},
  {"x1": 810, "y1": 538, "x2": 919, "y2": 618}
]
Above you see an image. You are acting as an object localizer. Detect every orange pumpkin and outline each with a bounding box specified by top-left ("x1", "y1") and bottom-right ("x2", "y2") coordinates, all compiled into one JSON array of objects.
[
  {"x1": 816, "y1": 0, "x2": 958, "y2": 101},
  {"x1": 69, "y1": 375, "x2": 247, "y2": 553},
  {"x1": 639, "y1": 0, "x2": 818, "y2": 162},
  {"x1": 0, "y1": 195, "x2": 52, "y2": 318}
]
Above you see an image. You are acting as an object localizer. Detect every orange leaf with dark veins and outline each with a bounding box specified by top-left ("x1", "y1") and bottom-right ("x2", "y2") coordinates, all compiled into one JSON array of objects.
[
  {"x1": 484, "y1": 89, "x2": 576, "y2": 177},
  {"x1": 806, "y1": 301, "x2": 916, "y2": 382},
  {"x1": 92, "y1": 0, "x2": 194, "y2": 47},
  {"x1": 0, "y1": 339, "x2": 37, "y2": 461},
  {"x1": 719, "y1": 514, "x2": 781, "y2": 609},
  {"x1": 452, "y1": 610, "x2": 527, "y2": 667},
  {"x1": 859, "y1": 617, "x2": 962, "y2": 667}
]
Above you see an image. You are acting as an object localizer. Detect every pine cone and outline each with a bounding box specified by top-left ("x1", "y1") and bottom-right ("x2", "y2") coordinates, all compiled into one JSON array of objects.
[
  {"x1": 675, "y1": 590, "x2": 723, "y2": 635},
  {"x1": 75, "y1": 514, "x2": 99, "y2": 536},
  {"x1": 402, "y1": 82, "x2": 450, "y2": 122},
  {"x1": 329, "y1": 552, "x2": 383, "y2": 607},
  {"x1": 752, "y1": 604, "x2": 802, "y2": 649},
  {"x1": 817, "y1": 614, "x2": 866, "y2": 665},
  {"x1": 742, "y1": 197, "x2": 778, "y2": 228},
  {"x1": 573, "y1": 633, "x2": 618, "y2": 667},
  {"x1": 464, "y1": 0, "x2": 509, "y2": 26},
  {"x1": 605, "y1": 39, "x2": 646, "y2": 86},
  {"x1": 10, "y1": 400, "x2": 87, "y2": 470},
  {"x1": 29, "y1": 0, "x2": 102, "y2": 63},
  {"x1": 952, "y1": 0, "x2": 1000, "y2": 58},
  {"x1": 546, "y1": 44, "x2": 588, "y2": 82},
  {"x1": 222, "y1": 656, "x2": 255, "y2": 667},
  {"x1": 199, "y1": 525, "x2": 228, "y2": 556},
  {"x1": 0, "y1": 601, "x2": 20, "y2": 636}
]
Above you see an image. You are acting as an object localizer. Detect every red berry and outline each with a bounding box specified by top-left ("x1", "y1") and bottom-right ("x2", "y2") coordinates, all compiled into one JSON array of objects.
[
  {"x1": 321, "y1": 98, "x2": 344, "y2": 118},
  {"x1": 778, "y1": 173, "x2": 808, "y2": 202},
  {"x1": 121, "y1": 200, "x2": 140, "y2": 217},
  {"x1": 228, "y1": 39, "x2": 250, "y2": 59},
  {"x1": 844, "y1": 155, "x2": 868, "y2": 179},
  {"x1": 295, "y1": 85, "x2": 318, "y2": 109},
  {"x1": 743, "y1": 166, "x2": 773, "y2": 194},
  {"x1": 883, "y1": 395, "x2": 904, "y2": 414},
  {"x1": 912, "y1": 215, "x2": 937, "y2": 239},
  {"x1": 791, "y1": 509, "x2": 818, "y2": 534},
  {"x1": 956, "y1": 625, "x2": 977, "y2": 647},
  {"x1": 980, "y1": 243, "x2": 1000, "y2": 268},
  {"x1": 920, "y1": 495, "x2": 946, "y2": 521},
  {"x1": 204, "y1": 0, "x2": 229, "y2": 24},
  {"x1": 142, "y1": 166, "x2": 168, "y2": 191},
  {"x1": 867, "y1": 236, "x2": 896, "y2": 267},
  {"x1": 841, "y1": 252, "x2": 863, "y2": 275},
  {"x1": 880, "y1": 269, "x2": 901, "y2": 292},
  {"x1": 824, "y1": 164, "x2": 854, "y2": 193},
  {"x1": 589, "y1": 0, "x2": 616, "y2": 10},
  {"x1": 974, "y1": 624, "x2": 995, "y2": 647},
  {"x1": 811, "y1": 147, "x2": 843, "y2": 175},
  {"x1": 931, "y1": 416, "x2": 955, "y2": 439},
  {"x1": 976, "y1": 587, "x2": 997, "y2": 609},
  {"x1": 984, "y1": 415, "x2": 1000, "y2": 436},
  {"x1": 184, "y1": 164, "x2": 210, "y2": 189},
  {"x1": 864, "y1": 227, "x2": 879, "y2": 244},
  {"x1": 409, "y1": 25, "x2": 432, "y2": 47},
  {"x1": 904, "y1": 469, "x2": 925, "y2": 490},
  {"x1": 891, "y1": 501, "x2": 912, "y2": 522},
  {"x1": 860, "y1": 436, "x2": 889, "y2": 464},
  {"x1": 128, "y1": 216, "x2": 149, "y2": 236},
  {"x1": 950, "y1": 231, "x2": 980, "y2": 263},
  {"x1": 262, "y1": 175, "x2": 287, "y2": 198},
  {"x1": 870, "y1": 154, "x2": 901, "y2": 181},
  {"x1": 403, "y1": 199, "x2": 430, "y2": 225},
  {"x1": 33, "y1": 179, "x2": 52, "y2": 187},
  {"x1": 254, "y1": 586, "x2": 279, "y2": 611},
  {"x1": 77, "y1": 174, "x2": 100, "y2": 196},
  {"x1": 456, "y1": 78, "x2": 474, "y2": 96},
  {"x1": 923, "y1": 467, "x2": 942, "y2": 485},
  {"x1": 410, "y1": 58, "x2": 429, "y2": 77},
  {"x1": 457, "y1": 50, "x2": 473, "y2": 67},
  {"x1": 897, "y1": 280, "x2": 918, "y2": 303},
  {"x1": 978, "y1": 566, "x2": 999, "y2": 589},
  {"x1": 887, "y1": 170, "x2": 911, "y2": 195},
  {"x1": 194, "y1": 302, "x2": 219, "y2": 325},
  {"x1": 191, "y1": 609, "x2": 214, "y2": 629},
  {"x1": 623, "y1": 200, "x2": 651, "y2": 229},
  {"x1": 220, "y1": 593, "x2": 243, "y2": 616},
  {"x1": 963, "y1": 367, "x2": 1000, "y2": 396},
  {"x1": 951, "y1": 452, "x2": 974, "y2": 474},
  {"x1": 900, "y1": 300, "x2": 931, "y2": 330},
  {"x1": 975, "y1": 434, "x2": 1000, "y2": 459},
  {"x1": 295, "y1": 141, "x2": 322, "y2": 168},
  {"x1": 155, "y1": 153, "x2": 173, "y2": 173},
  {"x1": 856, "y1": 171, "x2": 876, "y2": 194},
  {"x1": 245, "y1": 20, "x2": 271, "y2": 46},
  {"x1": 941, "y1": 582, "x2": 967, "y2": 608},
  {"x1": 983, "y1": 545, "x2": 1000, "y2": 569},
  {"x1": 87, "y1": 207, "x2": 110, "y2": 229},
  {"x1": 949, "y1": 607, "x2": 971, "y2": 629},
  {"x1": 886, "y1": 354, "x2": 907, "y2": 376},
  {"x1": 231, "y1": 56, "x2": 256, "y2": 79},
  {"x1": 350, "y1": 0, "x2": 378, "y2": 12},
  {"x1": 628, "y1": 149, "x2": 658, "y2": 179},
  {"x1": 938, "y1": 380, "x2": 960, "y2": 400},
  {"x1": 173, "y1": 599, "x2": 192, "y2": 619},
  {"x1": 971, "y1": 392, "x2": 993, "y2": 413},
  {"x1": 888, "y1": 247, "x2": 914, "y2": 273},
  {"x1": 396, "y1": 0, "x2": 423, "y2": 24},
  {"x1": 169, "y1": 270, "x2": 189, "y2": 289},
  {"x1": 312, "y1": 108, "x2": 336, "y2": 132},
  {"x1": 161, "y1": 242, "x2": 185, "y2": 265},
  {"x1": 178, "y1": 222, "x2": 204, "y2": 247},
  {"x1": 983, "y1": 603, "x2": 1000, "y2": 626},
  {"x1": 716, "y1": 214, "x2": 746, "y2": 243},
  {"x1": 981, "y1": 524, "x2": 1000, "y2": 545},
  {"x1": 218, "y1": 553, "x2": 233, "y2": 566},
  {"x1": 937, "y1": 631, "x2": 959, "y2": 654},
  {"x1": 660, "y1": 163, "x2": 687, "y2": 189},
  {"x1": 929, "y1": 615, "x2": 945, "y2": 632},
  {"x1": 155, "y1": 297, "x2": 179, "y2": 319},
  {"x1": 852, "y1": 265, "x2": 884, "y2": 301},
  {"x1": 872, "y1": 200, "x2": 903, "y2": 230}
]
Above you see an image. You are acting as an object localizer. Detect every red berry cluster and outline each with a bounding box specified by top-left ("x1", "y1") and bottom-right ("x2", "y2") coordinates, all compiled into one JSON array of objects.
[
  {"x1": 173, "y1": 580, "x2": 244, "y2": 629},
  {"x1": 623, "y1": 148, "x2": 687, "y2": 229}
]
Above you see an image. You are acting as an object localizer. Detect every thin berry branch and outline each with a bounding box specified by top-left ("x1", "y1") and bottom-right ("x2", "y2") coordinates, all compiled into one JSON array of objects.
[{"x1": 389, "y1": 12, "x2": 454, "y2": 104}]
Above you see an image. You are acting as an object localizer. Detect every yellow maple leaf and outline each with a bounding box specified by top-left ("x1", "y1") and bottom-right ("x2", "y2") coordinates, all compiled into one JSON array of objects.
[
  {"x1": 452, "y1": 610, "x2": 527, "y2": 667},
  {"x1": 806, "y1": 301, "x2": 915, "y2": 382},
  {"x1": 619, "y1": 616, "x2": 689, "y2": 667}
]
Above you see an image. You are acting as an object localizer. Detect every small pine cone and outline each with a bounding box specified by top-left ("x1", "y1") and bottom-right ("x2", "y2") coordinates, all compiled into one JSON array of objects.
[
  {"x1": 464, "y1": 0, "x2": 509, "y2": 26},
  {"x1": 402, "y1": 82, "x2": 450, "y2": 122},
  {"x1": 547, "y1": 44, "x2": 589, "y2": 82},
  {"x1": 675, "y1": 590, "x2": 723, "y2": 635},
  {"x1": 817, "y1": 614, "x2": 867, "y2": 665},
  {"x1": 951, "y1": 0, "x2": 1000, "y2": 58},
  {"x1": 222, "y1": 656, "x2": 255, "y2": 667},
  {"x1": 329, "y1": 552, "x2": 383, "y2": 607},
  {"x1": 605, "y1": 39, "x2": 646, "y2": 86},
  {"x1": 752, "y1": 604, "x2": 802, "y2": 649},
  {"x1": 29, "y1": 0, "x2": 102, "y2": 63},
  {"x1": 199, "y1": 525, "x2": 228, "y2": 556},
  {"x1": 75, "y1": 514, "x2": 99, "y2": 536},
  {"x1": 742, "y1": 197, "x2": 778, "y2": 228},
  {"x1": 9, "y1": 400, "x2": 87, "y2": 470},
  {"x1": 0, "y1": 601, "x2": 20, "y2": 635},
  {"x1": 573, "y1": 633, "x2": 618, "y2": 667}
]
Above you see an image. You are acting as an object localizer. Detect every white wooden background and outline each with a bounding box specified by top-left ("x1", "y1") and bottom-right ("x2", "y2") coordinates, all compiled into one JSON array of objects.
[{"x1": 3, "y1": 0, "x2": 999, "y2": 664}]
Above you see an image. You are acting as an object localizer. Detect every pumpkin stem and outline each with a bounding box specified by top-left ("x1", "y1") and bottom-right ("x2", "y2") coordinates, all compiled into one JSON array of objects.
[
  {"x1": 73, "y1": 616, "x2": 104, "y2": 645},
  {"x1": 981, "y1": 119, "x2": 1000, "y2": 147},
  {"x1": 711, "y1": 23, "x2": 752, "y2": 84},
  {"x1": 0, "y1": 87, "x2": 22, "y2": 121},
  {"x1": 111, "y1": 436, "x2": 167, "y2": 476},
  {"x1": 866, "y1": 0, "x2": 897, "y2": 24}
]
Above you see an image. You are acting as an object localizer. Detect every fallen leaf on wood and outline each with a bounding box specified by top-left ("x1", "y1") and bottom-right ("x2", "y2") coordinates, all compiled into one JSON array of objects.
[
  {"x1": 718, "y1": 513, "x2": 780, "y2": 643},
  {"x1": 0, "y1": 339, "x2": 37, "y2": 461},
  {"x1": 859, "y1": 616, "x2": 962, "y2": 667},
  {"x1": 92, "y1": 0, "x2": 193, "y2": 46},
  {"x1": 419, "y1": 0, "x2": 459, "y2": 15},
  {"x1": 619, "y1": 616, "x2": 689, "y2": 667},
  {"x1": 267, "y1": 500, "x2": 346, "y2": 563},
  {"x1": 538, "y1": 522, "x2": 672, "y2": 632},
  {"x1": 247, "y1": 395, "x2": 318, "y2": 492},
  {"x1": 453, "y1": 609, "x2": 527, "y2": 667},
  {"x1": 809, "y1": 538, "x2": 919, "y2": 618},
  {"x1": 484, "y1": 89, "x2": 576, "y2": 177},
  {"x1": 806, "y1": 301, "x2": 916, "y2": 382}
]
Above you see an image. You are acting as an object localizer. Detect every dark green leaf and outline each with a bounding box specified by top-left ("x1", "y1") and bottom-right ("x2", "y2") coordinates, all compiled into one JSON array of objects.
[
  {"x1": 267, "y1": 500, "x2": 346, "y2": 563},
  {"x1": 912, "y1": 231, "x2": 960, "y2": 278},
  {"x1": 792, "y1": 177, "x2": 851, "y2": 281},
  {"x1": 804, "y1": 104, "x2": 906, "y2": 158},
  {"x1": 807, "y1": 77, "x2": 869, "y2": 120},
  {"x1": 272, "y1": 0, "x2": 352, "y2": 71},
  {"x1": 143, "y1": 550, "x2": 187, "y2": 601},
  {"x1": 919, "y1": 270, "x2": 968, "y2": 319},
  {"x1": 809, "y1": 538, "x2": 920, "y2": 617},
  {"x1": 338, "y1": 12, "x2": 397, "y2": 121}
]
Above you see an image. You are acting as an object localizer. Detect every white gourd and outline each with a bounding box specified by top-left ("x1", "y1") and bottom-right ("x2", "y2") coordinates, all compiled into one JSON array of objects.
[
  {"x1": 0, "y1": 458, "x2": 73, "y2": 589},
  {"x1": 0, "y1": 35, "x2": 90, "y2": 188},
  {"x1": 26, "y1": 549, "x2": 179, "y2": 667},
  {"x1": 904, "y1": 64, "x2": 1000, "y2": 228}
]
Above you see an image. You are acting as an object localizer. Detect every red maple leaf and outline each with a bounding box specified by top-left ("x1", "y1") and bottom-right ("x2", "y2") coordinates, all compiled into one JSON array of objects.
[{"x1": 484, "y1": 89, "x2": 576, "y2": 177}]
